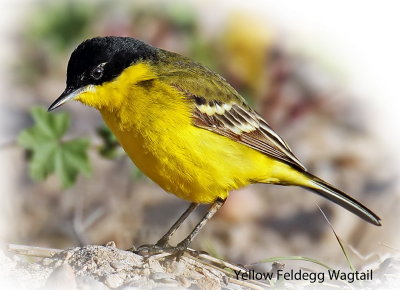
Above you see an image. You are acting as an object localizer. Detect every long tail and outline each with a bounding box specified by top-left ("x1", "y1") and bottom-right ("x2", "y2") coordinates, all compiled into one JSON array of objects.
[{"x1": 302, "y1": 172, "x2": 381, "y2": 226}]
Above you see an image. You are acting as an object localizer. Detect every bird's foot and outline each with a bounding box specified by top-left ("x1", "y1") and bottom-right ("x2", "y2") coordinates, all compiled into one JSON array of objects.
[
  {"x1": 131, "y1": 240, "x2": 200, "y2": 261},
  {"x1": 164, "y1": 242, "x2": 188, "y2": 261},
  {"x1": 162, "y1": 239, "x2": 201, "y2": 261},
  {"x1": 130, "y1": 243, "x2": 168, "y2": 256}
]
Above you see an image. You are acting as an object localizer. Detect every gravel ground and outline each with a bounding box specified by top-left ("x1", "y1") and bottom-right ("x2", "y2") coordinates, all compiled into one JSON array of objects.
[
  {"x1": 1, "y1": 243, "x2": 400, "y2": 290},
  {"x1": 1, "y1": 244, "x2": 262, "y2": 290}
]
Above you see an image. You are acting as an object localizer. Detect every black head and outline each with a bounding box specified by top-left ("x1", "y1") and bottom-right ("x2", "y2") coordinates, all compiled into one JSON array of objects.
[{"x1": 48, "y1": 36, "x2": 157, "y2": 111}]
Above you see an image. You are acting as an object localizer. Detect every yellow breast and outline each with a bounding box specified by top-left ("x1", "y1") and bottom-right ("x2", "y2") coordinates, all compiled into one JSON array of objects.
[{"x1": 99, "y1": 86, "x2": 260, "y2": 202}]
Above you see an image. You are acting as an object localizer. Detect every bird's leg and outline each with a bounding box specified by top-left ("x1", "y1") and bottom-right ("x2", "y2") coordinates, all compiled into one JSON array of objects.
[
  {"x1": 134, "y1": 202, "x2": 198, "y2": 255},
  {"x1": 170, "y1": 198, "x2": 225, "y2": 259},
  {"x1": 155, "y1": 202, "x2": 199, "y2": 247}
]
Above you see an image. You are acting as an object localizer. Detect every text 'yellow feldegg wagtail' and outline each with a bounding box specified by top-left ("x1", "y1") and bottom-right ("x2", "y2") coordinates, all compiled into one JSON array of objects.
[{"x1": 49, "y1": 36, "x2": 380, "y2": 255}]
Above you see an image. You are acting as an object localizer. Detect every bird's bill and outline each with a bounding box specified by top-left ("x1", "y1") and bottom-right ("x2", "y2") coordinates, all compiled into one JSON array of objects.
[{"x1": 48, "y1": 86, "x2": 86, "y2": 111}]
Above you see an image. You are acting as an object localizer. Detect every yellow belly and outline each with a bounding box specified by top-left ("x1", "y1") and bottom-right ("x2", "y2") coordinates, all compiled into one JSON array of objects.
[
  {"x1": 101, "y1": 107, "x2": 293, "y2": 203},
  {"x1": 101, "y1": 110, "x2": 311, "y2": 203}
]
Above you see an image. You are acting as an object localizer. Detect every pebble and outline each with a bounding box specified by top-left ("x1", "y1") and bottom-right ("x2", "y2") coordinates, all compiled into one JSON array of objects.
[
  {"x1": 150, "y1": 271, "x2": 172, "y2": 281},
  {"x1": 105, "y1": 241, "x2": 116, "y2": 247},
  {"x1": 104, "y1": 273, "x2": 124, "y2": 288},
  {"x1": 224, "y1": 283, "x2": 245, "y2": 290},
  {"x1": 76, "y1": 277, "x2": 109, "y2": 290},
  {"x1": 110, "y1": 261, "x2": 125, "y2": 270},
  {"x1": 177, "y1": 276, "x2": 192, "y2": 288},
  {"x1": 62, "y1": 251, "x2": 73, "y2": 260},
  {"x1": 42, "y1": 258, "x2": 53, "y2": 266},
  {"x1": 141, "y1": 268, "x2": 151, "y2": 277},
  {"x1": 197, "y1": 277, "x2": 221, "y2": 290},
  {"x1": 152, "y1": 285, "x2": 185, "y2": 290},
  {"x1": 45, "y1": 264, "x2": 77, "y2": 290},
  {"x1": 166, "y1": 260, "x2": 185, "y2": 275},
  {"x1": 128, "y1": 279, "x2": 157, "y2": 289}
]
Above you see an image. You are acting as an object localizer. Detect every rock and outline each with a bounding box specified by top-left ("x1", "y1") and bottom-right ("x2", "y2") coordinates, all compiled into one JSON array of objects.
[
  {"x1": 176, "y1": 276, "x2": 192, "y2": 288},
  {"x1": 76, "y1": 276, "x2": 109, "y2": 290},
  {"x1": 104, "y1": 241, "x2": 116, "y2": 247},
  {"x1": 104, "y1": 273, "x2": 124, "y2": 288},
  {"x1": 110, "y1": 261, "x2": 125, "y2": 270},
  {"x1": 197, "y1": 277, "x2": 221, "y2": 290},
  {"x1": 44, "y1": 264, "x2": 77, "y2": 290},
  {"x1": 150, "y1": 271, "x2": 172, "y2": 281},
  {"x1": 152, "y1": 286, "x2": 186, "y2": 290}
]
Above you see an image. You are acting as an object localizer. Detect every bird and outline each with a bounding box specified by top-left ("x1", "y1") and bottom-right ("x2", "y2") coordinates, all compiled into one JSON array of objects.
[{"x1": 48, "y1": 36, "x2": 381, "y2": 255}]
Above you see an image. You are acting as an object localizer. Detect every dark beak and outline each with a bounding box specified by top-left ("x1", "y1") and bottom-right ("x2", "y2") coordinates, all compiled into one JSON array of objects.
[{"x1": 48, "y1": 87, "x2": 82, "y2": 112}]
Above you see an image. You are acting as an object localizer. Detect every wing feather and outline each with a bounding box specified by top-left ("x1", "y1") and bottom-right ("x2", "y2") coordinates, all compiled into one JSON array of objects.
[{"x1": 184, "y1": 90, "x2": 306, "y2": 171}]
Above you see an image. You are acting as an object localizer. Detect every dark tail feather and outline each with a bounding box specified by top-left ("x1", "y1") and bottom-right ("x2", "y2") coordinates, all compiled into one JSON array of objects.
[{"x1": 302, "y1": 172, "x2": 381, "y2": 226}]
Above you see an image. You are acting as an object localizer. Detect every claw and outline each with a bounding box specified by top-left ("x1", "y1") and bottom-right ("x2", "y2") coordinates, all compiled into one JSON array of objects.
[{"x1": 167, "y1": 243, "x2": 187, "y2": 261}]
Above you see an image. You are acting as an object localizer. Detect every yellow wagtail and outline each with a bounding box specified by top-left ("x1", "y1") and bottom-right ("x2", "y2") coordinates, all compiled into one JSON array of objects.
[{"x1": 48, "y1": 37, "x2": 380, "y2": 254}]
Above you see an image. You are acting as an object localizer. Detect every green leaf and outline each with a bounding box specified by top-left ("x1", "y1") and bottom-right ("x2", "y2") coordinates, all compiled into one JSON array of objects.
[
  {"x1": 96, "y1": 125, "x2": 120, "y2": 159},
  {"x1": 18, "y1": 106, "x2": 91, "y2": 188}
]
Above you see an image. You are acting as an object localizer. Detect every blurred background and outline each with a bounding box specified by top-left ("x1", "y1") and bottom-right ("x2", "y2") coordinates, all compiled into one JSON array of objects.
[{"x1": 1, "y1": 0, "x2": 399, "y2": 269}]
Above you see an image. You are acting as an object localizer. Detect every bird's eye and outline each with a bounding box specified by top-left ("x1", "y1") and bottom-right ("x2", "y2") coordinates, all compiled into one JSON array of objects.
[{"x1": 91, "y1": 65, "x2": 104, "y2": 80}]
